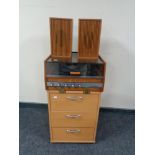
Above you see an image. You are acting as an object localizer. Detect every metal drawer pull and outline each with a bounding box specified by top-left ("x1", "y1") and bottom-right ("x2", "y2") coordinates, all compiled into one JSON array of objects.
[
  {"x1": 65, "y1": 114, "x2": 81, "y2": 118},
  {"x1": 66, "y1": 96, "x2": 83, "y2": 101},
  {"x1": 52, "y1": 96, "x2": 58, "y2": 99},
  {"x1": 66, "y1": 129, "x2": 81, "y2": 133}
]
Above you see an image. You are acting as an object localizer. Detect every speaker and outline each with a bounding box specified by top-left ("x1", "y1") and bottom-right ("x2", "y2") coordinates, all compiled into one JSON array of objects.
[
  {"x1": 50, "y1": 18, "x2": 73, "y2": 60},
  {"x1": 78, "y1": 19, "x2": 102, "y2": 60}
]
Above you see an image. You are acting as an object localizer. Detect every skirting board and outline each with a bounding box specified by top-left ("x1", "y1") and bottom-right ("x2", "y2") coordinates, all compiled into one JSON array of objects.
[{"x1": 19, "y1": 102, "x2": 135, "y2": 114}]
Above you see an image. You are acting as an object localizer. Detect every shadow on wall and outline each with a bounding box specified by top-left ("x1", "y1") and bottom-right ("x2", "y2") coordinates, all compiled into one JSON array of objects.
[{"x1": 100, "y1": 39, "x2": 135, "y2": 109}]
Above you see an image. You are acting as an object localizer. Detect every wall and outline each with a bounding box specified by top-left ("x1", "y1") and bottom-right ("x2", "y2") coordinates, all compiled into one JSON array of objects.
[{"x1": 19, "y1": 0, "x2": 135, "y2": 109}]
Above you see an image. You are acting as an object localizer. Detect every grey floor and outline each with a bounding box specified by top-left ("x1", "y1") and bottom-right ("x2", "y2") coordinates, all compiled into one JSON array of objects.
[{"x1": 19, "y1": 105, "x2": 135, "y2": 155}]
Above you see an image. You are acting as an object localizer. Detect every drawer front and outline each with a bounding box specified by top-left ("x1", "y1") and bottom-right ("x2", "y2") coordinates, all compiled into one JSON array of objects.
[
  {"x1": 51, "y1": 111, "x2": 97, "y2": 127},
  {"x1": 49, "y1": 93, "x2": 99, "y2": 111},
  {"x1": 51, "y1": 127, "x2": 95, "y2": 142}
]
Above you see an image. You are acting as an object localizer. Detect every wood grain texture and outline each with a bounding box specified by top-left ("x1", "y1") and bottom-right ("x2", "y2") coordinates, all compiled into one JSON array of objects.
[
  {"x1": 50, "y1": 18, "x2": 73, "y2": 60},
  {"x1": 93, "y1": 93, "x2": 101, "y2": 141},
  {"x1": 51, "y1": 127, "x2": 95, "y2": 142},
  {"x1": 47, "y1": 92, "x2": 52, "y2": 141},
  {"x1": 49, "y1": 93, "x2": 99, "y2": 111},
  {"x1": 78, "y1": 19, "x2": 102, "y2": 60},
  {"x1": 48, "y1": 90, "x2": 99, "y2": 94},
  {"x1": 51, "y1": 111, "x2": 97, "y2": 127},
  {"x1": 46, "y1": 77, "x2": 103, "y2": 83},
  {"x1": 46, "y1": 87, "x2": 103, "y2": 92},
  {"x1": 47, "y1": 91, "x2": 101, "y2": 143}
]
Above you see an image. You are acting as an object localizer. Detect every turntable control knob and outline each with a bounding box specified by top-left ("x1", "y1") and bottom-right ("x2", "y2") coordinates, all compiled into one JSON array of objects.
[{"x1": 71, "y1": 84, "x2": 74, "y2": 87}]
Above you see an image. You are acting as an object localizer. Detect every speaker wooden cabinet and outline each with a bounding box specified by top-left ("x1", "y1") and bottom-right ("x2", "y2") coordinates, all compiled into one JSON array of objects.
[
  {"x1": 78, "y1": 19, "x2": 102, "y2": 60},
  {"x1": 47, "y1": 91, "x2": 101, "y2": 143},
  {"x1": 49, "y1": 18, "x2": 73, "y2": 60}
]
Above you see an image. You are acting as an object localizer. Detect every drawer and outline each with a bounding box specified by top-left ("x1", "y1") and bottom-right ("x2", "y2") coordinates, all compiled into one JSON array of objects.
[
  {"x1": 49, "y1": 93, "x2": 99, "y2": 111},
  {"x1": 51, "y1": 111, "x2": 97, "y2": 127},
  {"x1": 51, "y1": 127, "x2": 95, "y2": 142}
]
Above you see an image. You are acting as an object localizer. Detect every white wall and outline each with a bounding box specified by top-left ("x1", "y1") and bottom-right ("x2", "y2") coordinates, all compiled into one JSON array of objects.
[{"x1": 19, "y1": 0, "x2": 135, "y2": 109}]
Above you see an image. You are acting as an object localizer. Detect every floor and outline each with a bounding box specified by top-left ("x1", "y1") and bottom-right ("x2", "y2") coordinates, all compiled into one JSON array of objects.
[{"x1": 19, "y1": 104, "x2": 135, "y2": 155}]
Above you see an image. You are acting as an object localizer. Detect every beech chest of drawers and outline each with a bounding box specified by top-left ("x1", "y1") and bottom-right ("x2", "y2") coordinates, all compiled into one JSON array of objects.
[{"x1": 47, "y1": 90, "x2": 101, "y2": 143}]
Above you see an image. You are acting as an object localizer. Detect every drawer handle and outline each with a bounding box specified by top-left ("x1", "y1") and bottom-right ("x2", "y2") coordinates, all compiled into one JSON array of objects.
[
  {"x1": 66, "y1": 96, "x2": 83, "y2": 101},
  {"x1": 52, "y1": 96, "x2": 58, "y2": 99},
  {"x1": 66, "y1": 129, "x2": 81, "y2": 133},
  {"x1": 65, "y1": 114, "x2": 81, "y2": 118}
]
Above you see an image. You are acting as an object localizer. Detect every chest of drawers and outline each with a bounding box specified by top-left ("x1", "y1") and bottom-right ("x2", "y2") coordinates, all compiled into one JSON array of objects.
[{"x1": 47, "y1": 90, "x2": 101, "y2": 143}]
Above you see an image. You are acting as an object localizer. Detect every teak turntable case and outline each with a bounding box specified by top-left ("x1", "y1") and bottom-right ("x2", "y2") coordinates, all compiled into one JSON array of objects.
[
  {"x1": 78, "y1": 19, "x2": 102, "y2": 60},
  {"x1": 44, "y1": 52, "x2": 106, "y2": 92},
  {"x1": 50, "y1": 18, "x2": 73, "y2": 60}
]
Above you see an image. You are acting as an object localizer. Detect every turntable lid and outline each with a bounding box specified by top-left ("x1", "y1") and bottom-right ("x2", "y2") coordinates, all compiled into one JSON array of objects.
[{"x1": 47, "y1": 52, "x2": 104, "y2": 64}]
